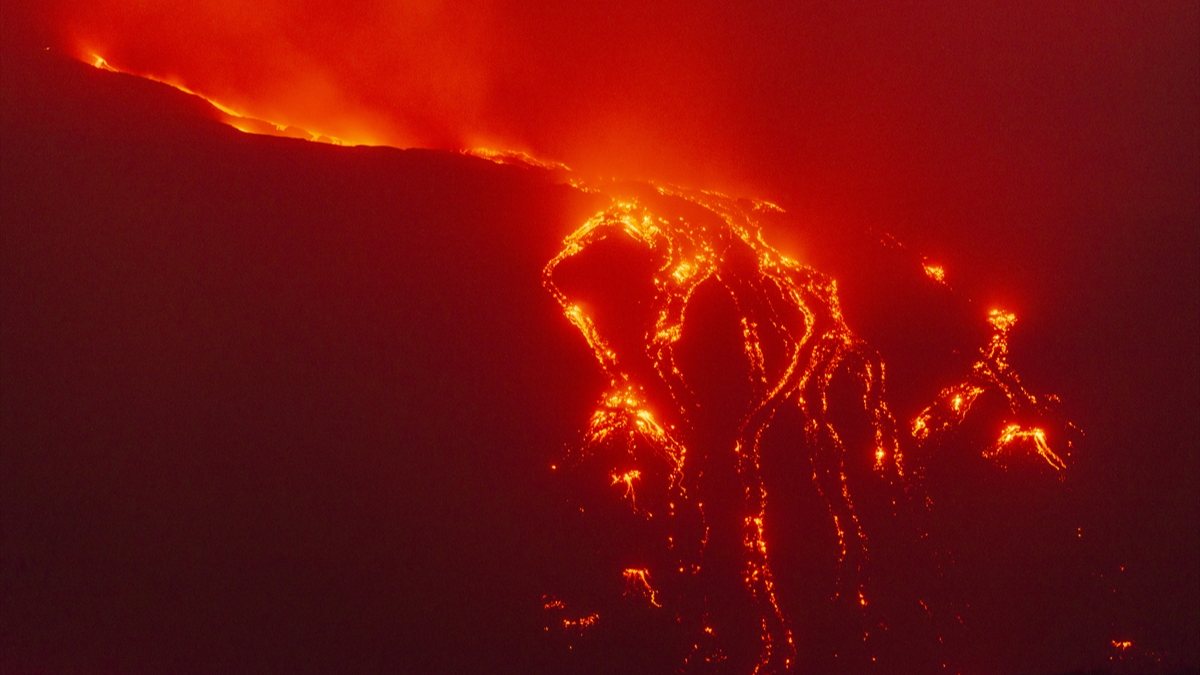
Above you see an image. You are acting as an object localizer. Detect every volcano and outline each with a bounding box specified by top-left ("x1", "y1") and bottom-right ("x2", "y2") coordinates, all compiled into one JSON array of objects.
[{"x1": 2, "y1": 22, "x2": 1198, "y2": 675}]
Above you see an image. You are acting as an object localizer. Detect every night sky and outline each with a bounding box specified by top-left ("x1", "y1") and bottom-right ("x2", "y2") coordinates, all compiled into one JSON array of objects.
[{"x1": 1, "y1": 3, "x2": 1197, "y2": 673}]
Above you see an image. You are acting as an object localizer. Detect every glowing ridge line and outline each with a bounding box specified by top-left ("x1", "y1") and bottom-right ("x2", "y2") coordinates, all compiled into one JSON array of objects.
[{"x1": 85, "y1": 52, "x2": 371, "y2": 146}]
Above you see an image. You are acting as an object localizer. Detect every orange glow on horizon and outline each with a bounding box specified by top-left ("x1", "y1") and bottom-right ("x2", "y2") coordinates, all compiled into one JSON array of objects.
[{"x1": 82, "y1": 51, "x2": 382, "y2": 147}]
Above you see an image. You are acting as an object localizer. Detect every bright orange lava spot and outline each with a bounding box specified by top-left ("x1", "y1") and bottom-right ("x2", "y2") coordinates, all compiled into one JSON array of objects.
[{"x1": 987, "y1": 307, "x2": 1018, "y2": 332}]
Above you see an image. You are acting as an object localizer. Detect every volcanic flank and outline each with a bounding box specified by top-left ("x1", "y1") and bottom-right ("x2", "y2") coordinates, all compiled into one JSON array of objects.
[{"x1": 2, "y1": 45, "x2": 1197, "y2": 675}]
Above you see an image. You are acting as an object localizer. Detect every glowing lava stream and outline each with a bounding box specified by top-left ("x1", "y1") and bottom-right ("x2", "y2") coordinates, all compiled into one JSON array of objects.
[
  {"x1": 913, "y1": 308, "x2": 1073, "y2": 472},
  {"x1": 541, "y1": 192, "x2": 1074, "y2": 670},
  {"x1": 75, "y1": 49, "x2": 1076, "y2": 672}
]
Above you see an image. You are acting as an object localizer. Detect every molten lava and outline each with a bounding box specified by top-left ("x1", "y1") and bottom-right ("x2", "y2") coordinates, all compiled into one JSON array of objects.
[
  {"x1": 921, "y1": 262, "x2": 947, "y2": 285},
  {"x1": 913, "y1": 308, "x2": 1073, "y2": 473},
  {"x1": 538, "y1": 178, "x2": 1076, "y2": 670}
]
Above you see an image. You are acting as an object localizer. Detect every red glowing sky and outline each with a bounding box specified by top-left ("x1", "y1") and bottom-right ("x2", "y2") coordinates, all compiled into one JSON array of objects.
[
  {"x1": 10, "y1": 3, "x2": 1195, "y2": 196},
  {"x1": 7, "y1": 1, "x2": 1194, "y2": 311}
]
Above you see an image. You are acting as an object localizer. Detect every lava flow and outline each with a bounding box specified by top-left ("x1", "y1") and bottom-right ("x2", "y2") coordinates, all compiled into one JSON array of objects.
[
  {"x1": 540, "y1": 185, "x2": 1076, "y2": 672},
  {"x1": 913, "y1": 308, "x2": 1074, "y2": 473}
]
